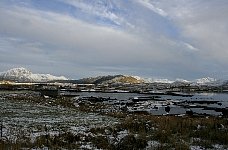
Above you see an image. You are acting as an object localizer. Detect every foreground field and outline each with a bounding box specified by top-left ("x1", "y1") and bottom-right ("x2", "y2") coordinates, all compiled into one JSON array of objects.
[{"x1": 0, "y1": 91, "x2": 228, "y2": 149}]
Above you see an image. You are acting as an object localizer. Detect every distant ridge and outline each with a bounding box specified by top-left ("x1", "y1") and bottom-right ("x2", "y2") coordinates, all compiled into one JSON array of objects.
[
  {"x1": 64, "y1": 75, "x2": 145, "y2": 84},
  {"x1": 58, "y1": 75, "x2": 220, "y2": 85},
  {"x1": 0, "y1": 67, "x2": 222, "y2": 85},
  {"x1": 0, "y1": 67, "x2": 68, "y2": 82}
]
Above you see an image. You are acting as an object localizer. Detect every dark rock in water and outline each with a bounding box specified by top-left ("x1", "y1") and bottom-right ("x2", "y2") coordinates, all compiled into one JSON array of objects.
[
  {"x1": 154, "y1": 105, "x2": 158, "y2": 109},
  {"x1": 165, "y1": 106, "x2": 170, "y2": 113},
  {"x1": 221, "y1": 108, "x2": 228, "y2": 117},
  {"x1": 218, "y1": 102, "x2": 222, "y2": 106},
  {"x1": 186, "y1": 109, "x2": 193, "y2": 116},
  {"x1": 166, "y1": 92, "x2": 193, "y2": 97}
]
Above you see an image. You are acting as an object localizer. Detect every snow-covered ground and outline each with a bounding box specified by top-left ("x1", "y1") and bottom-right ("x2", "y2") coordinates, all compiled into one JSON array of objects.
[{"x1": 0, "y1": 95, "x2": 117, "y2": 142}]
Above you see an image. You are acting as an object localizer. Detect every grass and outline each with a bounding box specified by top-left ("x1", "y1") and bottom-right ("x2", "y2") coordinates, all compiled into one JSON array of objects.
[
  {"x1": 85, "y1": 113, "x2": 228, "y2": 149},
  {"x1": 113, "y1": 114, "x2": 228, "y2": 149},
  {"x1": 1, "y1": 114, "x2": 228, "y2": 149}
]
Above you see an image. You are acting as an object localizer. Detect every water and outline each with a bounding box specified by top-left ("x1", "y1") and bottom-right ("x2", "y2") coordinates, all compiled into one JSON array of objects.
[
  {"x1": 74, "y1": 92, "x2": 228, "y2": 116},
  {"x1": 74, "y1": 92, "x2": 228, "y2": 105},
  {"x1": 75, "y1": 92, "x2": 148, "y2": 100}
]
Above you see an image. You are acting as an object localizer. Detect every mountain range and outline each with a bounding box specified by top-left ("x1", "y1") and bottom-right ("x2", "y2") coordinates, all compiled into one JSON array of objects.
[
  {"x1": 60, "y1": 76, "x2": 223, "y2": 86},
  {"x1": 0, "y1": 67, "x2": 223, "y2": 85}
]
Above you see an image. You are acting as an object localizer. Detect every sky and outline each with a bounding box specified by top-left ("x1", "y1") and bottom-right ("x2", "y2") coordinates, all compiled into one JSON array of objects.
[{"x1": 0, "y1": 0, "x2": 228, "y2": 80}]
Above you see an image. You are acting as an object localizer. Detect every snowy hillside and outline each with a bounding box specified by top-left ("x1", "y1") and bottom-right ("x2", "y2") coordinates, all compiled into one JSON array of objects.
[
  {"x1": 194, "y1": 77, "x2": 217, "y2": 85},
  {"x1": 143, "y1": 77, "x2": 221, "y2": 85},
  {"x1": 144, "y1": 78, "x2": 174, "y2": 84},
  {"x1": 105, "y1": 75, "x2": 144, "y2": 84},
  {"x1": 0, "y1": 67, "x2": 68, "y2": 82}
]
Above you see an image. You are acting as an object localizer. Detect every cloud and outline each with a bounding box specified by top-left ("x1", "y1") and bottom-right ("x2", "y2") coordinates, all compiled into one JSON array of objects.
[
  {"x1": 182, "y1": 42, "x2": 198, "y2": 51},
  {"x1": 0, "y1": 0, "x2": 227, "y2": 79},
  {"x1": 0, "y1": 5, "x2": 175, "y2": 77},
  {"x1": 0, "y1": 5, "x2": 183, "y2": 62},
  {"x1": 150, "y1": 0, "x2": 228, "y2": 63},
  {"x1": 57, "y1": 0, "x2": 133, "y2": 28},
  {"x1": 136, "y1": 0, "x2": 167, "y2": 17}
]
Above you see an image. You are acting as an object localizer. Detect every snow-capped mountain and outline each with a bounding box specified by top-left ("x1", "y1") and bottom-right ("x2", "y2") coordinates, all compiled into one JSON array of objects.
[
  {"x1": 143, "y1": 77, "x2": 221, "y2": 85},
  {"x1": 194, "y1": 77, "x2": 217, "y2": 85},
  {"x1": 175, "y1": 78, "x2": 190, "y2": 83},
  {"x1": 0, "y1": 67, "x2": 68, "y2": 82},
  {"x1": 144, "y1": 78, "x2": 174, "y2": 84}
]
